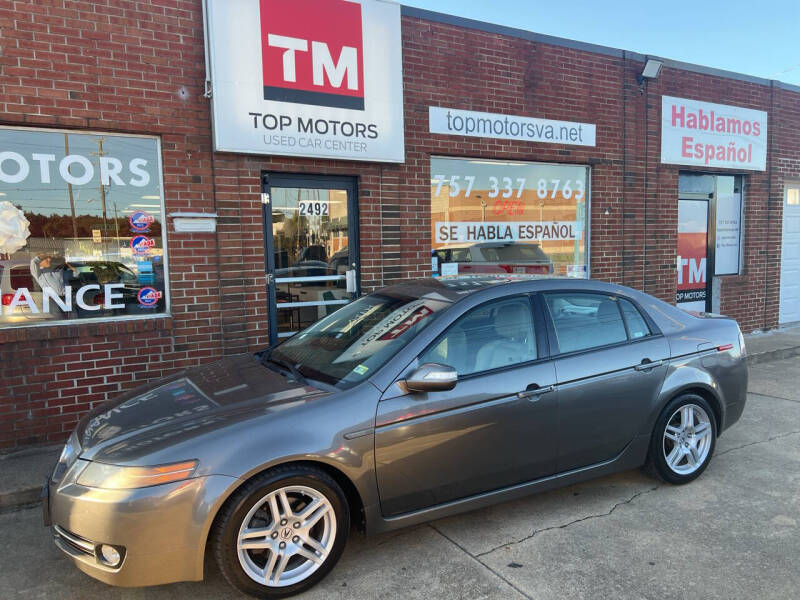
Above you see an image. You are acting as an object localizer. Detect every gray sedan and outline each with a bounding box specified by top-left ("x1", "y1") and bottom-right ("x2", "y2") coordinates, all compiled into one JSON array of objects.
[{"x1": 44, "y1": 277, "x2": 747, "y2": 598}]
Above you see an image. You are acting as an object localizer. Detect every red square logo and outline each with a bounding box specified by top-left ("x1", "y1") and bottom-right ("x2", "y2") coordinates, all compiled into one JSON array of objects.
[{"x1": 259, "y1": 0, "x2": 365, "y2": 110}]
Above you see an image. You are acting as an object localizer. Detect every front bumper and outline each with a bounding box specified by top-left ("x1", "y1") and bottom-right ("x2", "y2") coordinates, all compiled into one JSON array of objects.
[{"x1": 45, "y1": 470, "x2": 237, "y2": 587}]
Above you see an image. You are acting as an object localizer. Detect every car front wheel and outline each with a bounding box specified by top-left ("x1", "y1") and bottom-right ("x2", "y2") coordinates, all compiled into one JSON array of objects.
[
  {"x1": 212, "y1": 465, "x2": 349, "y2": 598},
  {"x1": 647, "y1": 393, "x2": 717, "y2": 484}
]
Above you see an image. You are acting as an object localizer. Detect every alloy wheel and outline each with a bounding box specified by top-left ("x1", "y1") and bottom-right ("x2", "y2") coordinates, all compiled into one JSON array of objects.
[
  {"x1": 662, "y1": 403, "x2": 713, "y2": 475},
  {"x1": 236, "y1": 485, "x2": 336, "y2": 587}
]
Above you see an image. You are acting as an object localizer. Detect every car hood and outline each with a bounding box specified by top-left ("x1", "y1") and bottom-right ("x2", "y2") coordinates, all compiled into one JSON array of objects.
[{"x1": 75, "y1": 353, "x2": 328, "y2": 461}]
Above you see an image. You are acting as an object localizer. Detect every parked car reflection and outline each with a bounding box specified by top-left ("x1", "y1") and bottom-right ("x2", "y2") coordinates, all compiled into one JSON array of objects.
[{"x1": 434, "y1": 242, "x2": 554, "y2": 275}]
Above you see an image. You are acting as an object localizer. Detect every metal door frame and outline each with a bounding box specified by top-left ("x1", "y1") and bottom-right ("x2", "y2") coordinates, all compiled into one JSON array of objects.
[{"x1": 261, "y1": 172, "x2": 360, "y2": 347}]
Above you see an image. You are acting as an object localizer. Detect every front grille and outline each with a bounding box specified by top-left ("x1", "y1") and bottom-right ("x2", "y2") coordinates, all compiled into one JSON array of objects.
[{"x1": 54, "y1": 525, "x2": 95, "y2": 557}]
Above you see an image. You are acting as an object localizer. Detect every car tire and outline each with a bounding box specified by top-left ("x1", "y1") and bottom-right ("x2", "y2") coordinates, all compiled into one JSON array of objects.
[
  {"x1": 645, "y1": 393, "x2": 717, "y2": 485},
  {"x1": 211, "y1": 464, "x2": 349, "y2": 599}
]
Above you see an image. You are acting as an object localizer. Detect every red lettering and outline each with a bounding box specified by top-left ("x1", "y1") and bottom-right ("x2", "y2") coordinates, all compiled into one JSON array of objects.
[
  {"x1": 699, "y1": 109, "x2": 709, "y2": 131},
  {"x1": 672, "y1": 104, "x2": 686, "y2": 127},
  {"x1": 681, "y1": 136, "x2": 693, "y2": 158}
]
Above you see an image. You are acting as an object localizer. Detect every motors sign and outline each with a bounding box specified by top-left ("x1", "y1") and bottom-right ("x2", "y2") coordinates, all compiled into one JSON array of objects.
[
  {"x1": 206, "y1": 0, "x2": 404, "y2": 162},
  {"x1": 661, "y1": 96, "x2": 767, "y2": 171}
]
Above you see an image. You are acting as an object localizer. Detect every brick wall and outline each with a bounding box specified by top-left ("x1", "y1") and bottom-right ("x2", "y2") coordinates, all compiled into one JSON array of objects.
[{"x1": 1, "y1": 1, "x2": 798, "y2": 449}]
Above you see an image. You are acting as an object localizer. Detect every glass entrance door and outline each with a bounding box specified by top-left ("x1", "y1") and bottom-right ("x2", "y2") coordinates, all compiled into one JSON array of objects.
[{"x1": 262, "y1": 174, "x2": 359, "y2": 345}]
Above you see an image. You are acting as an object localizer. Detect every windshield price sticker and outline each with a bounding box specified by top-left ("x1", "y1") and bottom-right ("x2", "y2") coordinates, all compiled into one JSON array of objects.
[{"x1": 298, "y1": 201, "x2": 329, "y2": 216}]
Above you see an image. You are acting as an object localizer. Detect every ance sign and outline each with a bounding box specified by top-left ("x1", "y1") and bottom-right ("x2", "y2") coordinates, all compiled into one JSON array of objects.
[
  {"x1": 661, "y1": 96, "x2": 767, "y2": 171},
  {"x1": 206, "y1": 0, "x2": 404, "y2": 162}
]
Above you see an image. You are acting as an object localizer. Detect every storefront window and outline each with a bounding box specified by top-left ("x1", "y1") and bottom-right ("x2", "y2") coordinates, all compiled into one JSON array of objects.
[
  {"x1": 430, "y1": 157, "x2": 589, "y2": 278},
  {"x1": 676, "y1": 172, "x2": 744, "y2": 312},
  {"x1": 0, "y1": 127, "x2": 168, "y2": 327}
]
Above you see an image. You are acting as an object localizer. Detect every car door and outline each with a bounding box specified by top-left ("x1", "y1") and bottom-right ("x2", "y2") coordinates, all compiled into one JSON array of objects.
[
  {"x1": 374, "y1": 294, "x2": 558, "y2": 517},
  {"x1": 541, "y1": 291, "x2": 670, "y2": 473}
]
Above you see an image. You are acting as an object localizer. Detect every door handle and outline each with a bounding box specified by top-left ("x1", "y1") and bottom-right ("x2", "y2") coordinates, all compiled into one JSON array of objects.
[
  {"x1": 634, "y1": 359, "x2": 663, "y2": 371},
  {"x1": 517, "y1": 385, "x2": 554, "y2": 400}
]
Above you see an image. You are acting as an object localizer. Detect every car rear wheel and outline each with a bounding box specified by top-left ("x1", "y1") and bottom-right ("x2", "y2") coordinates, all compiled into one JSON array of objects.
[
  {"x1": 212, "y1": 465, "x2": 349, "y2": 598},
  {"x1": 646, "y1": 393, "x2": 717, "y2": 484}
]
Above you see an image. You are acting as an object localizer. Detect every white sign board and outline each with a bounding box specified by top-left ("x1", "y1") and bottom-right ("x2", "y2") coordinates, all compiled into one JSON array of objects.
[
  {"x1": 661, "y1": 96, "x2": 767, "y2": 171},
  {"x1": 430, "y1": 107, "x2": 596, "y2": 146},
  {"x1": 206, "y1": 0, "x2": 405, "y2": 162},
  {"x1": 435, "y1": 221, "x2": 579, "y2": 244},
  {"x1": 715, "y1": 192, "x2": 742, "y2": 275}
]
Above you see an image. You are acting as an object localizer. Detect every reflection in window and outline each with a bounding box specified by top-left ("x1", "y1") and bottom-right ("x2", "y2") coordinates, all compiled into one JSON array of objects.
[
  {"x1": 0, "y1": 127, "x2": 167, "y2": 327},
  {"x1": 788, "y1": 188, "x2": 799, "y2": 206},
  {"x1": 430, "y1": 157, "x2": 589, "y2": 278},
  {"x1": 270, "y1": 187, "x2": 351, "y2": 336}
]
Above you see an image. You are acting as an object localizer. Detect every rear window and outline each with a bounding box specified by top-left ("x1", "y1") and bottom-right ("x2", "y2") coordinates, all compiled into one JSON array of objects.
[{"x1": 481, "y1": 244, "x2": 548, "y2": 262}]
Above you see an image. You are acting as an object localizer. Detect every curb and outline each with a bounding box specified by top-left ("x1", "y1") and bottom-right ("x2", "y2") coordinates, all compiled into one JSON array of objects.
[
  {"x1": 0, "y1": 487, "x2": 41, "y2": 512},
  {"x1": 1, "y1": 347, "x2": 798, "y2": 513},
  {"x1": 746, "y1": 345, "x2": 800, "y2": 366}
]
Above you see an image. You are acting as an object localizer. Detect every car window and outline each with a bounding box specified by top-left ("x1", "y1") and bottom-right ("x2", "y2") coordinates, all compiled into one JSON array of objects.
[
  {"x1": 420, "y1": 296, "x2": 537, "y2": 376},
  {"x1": 544, "y1": 293, "x2": 627, "y2": 353},
  {"x1": 493, "y1": 244, "x2": 548, "y2": 261},
  {"x1": 450, "y1": 248, "x2": 471, "y2": 262},
  {"x1": 619, "y1": 298, "x2": 651, "y2": 339}
]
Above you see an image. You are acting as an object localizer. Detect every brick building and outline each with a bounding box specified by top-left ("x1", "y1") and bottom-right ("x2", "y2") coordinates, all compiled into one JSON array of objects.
[{"x1": 1, "y1": 0, "x2": 799, "y2": 450}]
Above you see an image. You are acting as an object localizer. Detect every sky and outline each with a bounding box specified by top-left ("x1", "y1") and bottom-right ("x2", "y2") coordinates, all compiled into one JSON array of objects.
[{"x1": 401, "y1": 0, "x2": 800, "y2": 86}]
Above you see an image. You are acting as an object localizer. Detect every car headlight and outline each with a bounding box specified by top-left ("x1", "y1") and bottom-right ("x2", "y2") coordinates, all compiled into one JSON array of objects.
[
  {"x1": 52, "y1": 431, "x2": 81, "y2": 483},
  {"x1": 76, "y1": 459, "x2": 198, "y2": 489}
]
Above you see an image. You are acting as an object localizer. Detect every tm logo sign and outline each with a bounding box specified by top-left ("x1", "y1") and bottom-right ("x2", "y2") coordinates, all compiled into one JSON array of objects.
[{"x1": 260, "y1": 0, "x2": 365, "y2": 110}]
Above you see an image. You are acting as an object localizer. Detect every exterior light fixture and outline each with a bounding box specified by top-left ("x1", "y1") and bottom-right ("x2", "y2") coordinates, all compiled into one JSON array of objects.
[{"x1": 638, "y1": 59, "x2": 663, "y2": 85}]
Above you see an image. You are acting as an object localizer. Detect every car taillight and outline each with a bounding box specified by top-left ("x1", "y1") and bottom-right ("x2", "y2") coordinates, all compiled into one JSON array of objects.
[{"x1": 1, "y1": 293, "x2": 14, "y2": 306}]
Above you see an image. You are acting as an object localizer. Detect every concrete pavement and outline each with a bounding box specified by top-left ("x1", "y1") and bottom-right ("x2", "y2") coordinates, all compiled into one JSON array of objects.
[{"x1": 1, "y1": 356, "x2": 798, "y2": 599}]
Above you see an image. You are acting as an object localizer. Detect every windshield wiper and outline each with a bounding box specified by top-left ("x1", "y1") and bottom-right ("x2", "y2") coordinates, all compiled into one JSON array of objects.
[{"x1": 260, "y1": 351, "x2": 306, "y2": 384}]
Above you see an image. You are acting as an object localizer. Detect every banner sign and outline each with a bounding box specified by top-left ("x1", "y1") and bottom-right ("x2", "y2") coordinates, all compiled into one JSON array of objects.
[
  {"x1": 206, "y1": 0, "x2": 404, "y2": 162},
  {"x1": 430, "y1": 107, "x2": 596, "y2": 147},
  {"x1": 661, "y1": 96, "x2": 767, "y2": 170},
  {"x1": 677, "y1": 199, "x2": 708, "y2": 312},
  {"x1": 435, "y1": 221, "x2": 579, "y2": 244}
]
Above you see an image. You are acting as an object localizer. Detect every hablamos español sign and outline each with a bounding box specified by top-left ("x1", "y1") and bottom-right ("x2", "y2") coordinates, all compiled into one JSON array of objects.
[
  {"x1": 205, "y1": 0, "x2": 404, "y2": 162},
  {"x1": 661, "y1": 96, "x2": 767, "y2": 171}
]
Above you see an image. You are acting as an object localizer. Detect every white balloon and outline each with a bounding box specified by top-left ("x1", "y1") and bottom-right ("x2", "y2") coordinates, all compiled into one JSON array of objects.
[{"x1": 0, "y1": 201, "x2": 31, "y2": 255}]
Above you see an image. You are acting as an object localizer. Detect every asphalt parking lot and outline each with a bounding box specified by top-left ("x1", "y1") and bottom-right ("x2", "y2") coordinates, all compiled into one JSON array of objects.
[{"x1": 1, "y1": 357, "x2": 798, "y2": 600}]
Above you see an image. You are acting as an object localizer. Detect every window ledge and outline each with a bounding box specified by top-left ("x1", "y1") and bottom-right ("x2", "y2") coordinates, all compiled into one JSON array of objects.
[{"x1": 0, "y1": 314, "x2": 173, "y2": 344}]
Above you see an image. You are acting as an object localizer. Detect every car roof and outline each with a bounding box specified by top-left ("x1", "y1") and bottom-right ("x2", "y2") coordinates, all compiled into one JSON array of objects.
[{"x1": 374, "y1": 276, "x2": 636, "y2": 303}]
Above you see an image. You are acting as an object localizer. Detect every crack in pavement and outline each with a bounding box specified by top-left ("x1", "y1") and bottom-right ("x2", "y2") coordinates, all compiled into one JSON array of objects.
[
  {"x1": 747, "y1": 391, "x2": 800, "y2": 404},
  {"x1": 715, "y1": 430, "x2": 800, "y2": 456},
  {"x1": 473, "y1": 486, "x2": 660, "y2": 558},
  {"x1": 428, "y1": 523, "x2": 534, "y2": 600}
]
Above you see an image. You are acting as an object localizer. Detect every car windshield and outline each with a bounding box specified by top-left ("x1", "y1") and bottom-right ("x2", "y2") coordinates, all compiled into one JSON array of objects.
[{"x1": 269, "y1": 290, "x2": 452, "y2": 388}]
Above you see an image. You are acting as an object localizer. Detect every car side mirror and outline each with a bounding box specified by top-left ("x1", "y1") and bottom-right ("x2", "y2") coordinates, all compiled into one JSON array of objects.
[{"x1": 404, "y1": 363, "x2": 458, "y2": 393}]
